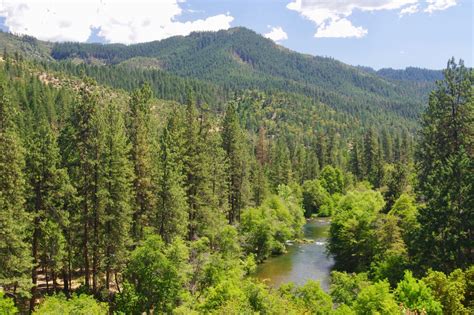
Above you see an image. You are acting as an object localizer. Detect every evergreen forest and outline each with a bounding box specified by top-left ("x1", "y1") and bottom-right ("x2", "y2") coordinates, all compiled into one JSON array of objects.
[{"x1": 0, "y1": 28, "x2": 472, "y2": 314}]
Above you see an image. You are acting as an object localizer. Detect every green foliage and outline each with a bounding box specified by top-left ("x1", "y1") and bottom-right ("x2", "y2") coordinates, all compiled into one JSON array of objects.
[
  {"x1": 99, "y1": 101, "x2": 134, "y2": 287},
  {"x1": 376, "y1": 67, "x2": 443, "y2": 82},
  {"x1": 127, "y1": 84, "x2": 156, "y2": 241},
  {"x1": 383, "y1": 162, "x2": 409, "y2": 211},
  {"x1": 222, "y1": 101, "x2": 249, "y2": 224},
  {"x1": 319, "y1": 165, "x2": 345, "y2": 195},
  {"x1": 423, "y1": 268, "x2": 471, "y2": 314},
  {"x1": 183, "y1": 100, "x2": 219, "y2": 240},
  {"x1": 329, "y1": 271, "x2": 371, "y2": 306},
  {"x1": 116, "y1": 235, "x2": 189, "y2": 314},
  {"x1": 279, "y1": 280, "x2": 333, "y2": 314},
  {"x1": 0, "y1": 80, "x2": 32, "y2": 298},
  {"x1": 415, "y1": 58, "x2": 473, "y2": 272},
  {"x1": 25, "y1": 119, "x2": 73, "y2": 301},
  {"x1": 371, "y1": 214, "x2": 409, "y2": 286},
  {"x1": 363, "y1": 128, "x2": 384, "y2": 187},
  {"x1": 240, "y1": 188, "x2": 304, "y2": 261},
  {"x1": 155, "y1": 109, "x2": 188, "y2": 242},
  {"x1": 328, "y1": 188, "x2": 385, "y2": 271},
  {"x1": 0, "y1": 291, "x2": 18, "y2": 315},
  {"x1": 48, "y1": 27, "x2": 428, "y2": 131},
  {"x1": 302, "y1": 179, "x2": 334, "y2": 217},
  {"x1": 395, "y1": 271, "x2": 442, "y2": 314},
  {"x1": 269, "y1": 139, "x2": 292, "y2": 188},
  {"x1": 33, "y1": 294, "x2": 108, "y2": 315},
  {"x1": 0, "y1": 36, "x2": 470, "y2": 315},
  {"x1": 352, "y1": 281, "x2": 400, "y2": 315},
  {"x1": 388, "y1": 193, "x2": 418, "y2": 232}
]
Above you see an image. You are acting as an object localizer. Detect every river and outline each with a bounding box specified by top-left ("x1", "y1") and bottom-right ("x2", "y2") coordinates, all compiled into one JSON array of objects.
[{"x1": 253, "y1": 218, "x2": 334, "y2": 290}]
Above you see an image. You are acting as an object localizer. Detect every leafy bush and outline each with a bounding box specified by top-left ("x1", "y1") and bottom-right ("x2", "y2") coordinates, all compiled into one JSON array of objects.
[
  {"x1": 0, "y1": 291, "x2": 17, "y2": 315},
  {"x1": 395, "y1": 271, "x2": 442, "y2": 314},
  {"x1": 328, "y1": 188, "x2": 385, "y2": 271},
  {"x1": 319, "y1": 165, "x2": 345, "y2": 195},
  {"x1": 423, "y1": 268, "x2": 471, "y2": 314},
  {"x1": 33, "y1": 294, "x2": 108, "y2": 315},
  {"x1": 302, "y1": 179, "x2": 334, "y2": 217},
  {"x1": 329, "y1": 271, "x2": 371, "y2": 306},
  {"x1": 240, "y1": 187, "x2": 304, "y2": 262},
  {"x1": 115, "y1": 235, "x2": 189, "y2": 314},
  {"x1": 279, "y1": 280, "x2": 333, "y2": 314},
  {"x1": 352, "y1": 281, "x2": 400, "y2": 315}
]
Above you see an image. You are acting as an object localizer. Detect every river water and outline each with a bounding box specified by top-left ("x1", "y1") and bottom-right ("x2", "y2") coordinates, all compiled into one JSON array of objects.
[{"x1": 253, "y1": 218, "x2": 334, "y2": 290}]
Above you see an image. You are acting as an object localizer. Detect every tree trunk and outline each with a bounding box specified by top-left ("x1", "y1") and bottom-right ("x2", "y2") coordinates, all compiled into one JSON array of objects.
[
  {"x1": 29, "y1": 217, "x2": 40, "y2": 312},
  {"x1": 84, "y1": 207, "x2": 90, "y2": 288},
  {"x1": 62, "y1": 268, "x2": 69, "y2": 296},
  {"x1": 45, "y1": 265, "x2": 49, "y2": 293},
  {"x1": 105, "y1": 243, "x2": 111, "y2": 290},
  {"x1": 115, "y1": 272, "x2": 121, "y2": 293},
  {"x1": 52, "y1": 270, "x2": 58, "y2": 292},
  {"x1": 92, "y1": 160, "x2": 100, "y2": 294}
]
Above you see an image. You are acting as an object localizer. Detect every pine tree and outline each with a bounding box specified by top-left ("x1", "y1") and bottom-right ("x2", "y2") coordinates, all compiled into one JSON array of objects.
[
  {"x1": 381, "y1": 128, "x2": 393, "y2": 163},
  {"x1": 415, "y1": 59, "x2": 473, "y2": 272},
  {"x1": 304, "y1": 149, "x2": 320, "y2": 181},
  {"x1": 256, "y1": 126, "x2": 268, "y2": 165},
  {"x1": 292, "y1": 144, "x2": 306, "y2": 184},
  {"x1": 63, "y1": 78, "x2": 101, "y2": 290},
  {"x1": 393, "y1": 134, "x2": 402, "y2": 162},
  {"x1": 326, "y1": 129, "x2": 339, "y2": 166},
  {"x1": 156, "y1": 110, "x2": 188, "y2": 243},
  {"x1": 250, "y1": 161, "x2": 268, "y2": 206},
  {"x1": 25, "y1": 119, "x2": 74, "y2": 310},
  {"x1": 222, "y1": 102, "x2": 248, "y2": 224},
  {"x1": 350, "y1": 140, "x2": 363, "y2": 180},
  {"x1": 127, "y1": 84, "x2": 155, "y2": 242},
  {"x1": 315, "y1": 132, "x2": 327, "y2": 170},
  {"x1": 400, "y1": 129, "x2": 412, "y2": 163},
  {"x1": 384, "y1": 162, "x2": 408, "y2": 212},
  {"x1": 0, "y1": 81, "x2": 31, "y2": 301},
  {"x1": 99, "y1": 102, "x2": 133, "y2": 289},
  {"x1": 183, "y1": 100, "x2": 216, "y2": 240},
  {"x1": 206, "y1": 128, "x2": 228, "y2": 225},
  {"x1": 269, "y1": 138, "x2": 292, "y2": 188},
  {"x1": 363, "y1": 128, "x2": 382, "y2": 186}
]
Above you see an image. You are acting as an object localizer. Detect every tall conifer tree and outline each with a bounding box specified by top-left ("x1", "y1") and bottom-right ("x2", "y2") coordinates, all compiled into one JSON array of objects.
[
  {"x1": 25, "y1": 118, "x2": 73, "y2": 309},
  {"x1": 156, "y1": 110, "x2": 188, "y2": 242},
  {"x1": 0, "y1": 81, "x2": 31, "y2": 301},
  {"x1": 415, "y1": 59, "x2": 473, "y2": 272},
  {"x1": 127, "y1": 84, "x2": 155, "y2": 242},
  {"x1": 183, "y1": 99, "x2": 216, "y2": 240},
  {"x1": 100, "y1": 102, "x2": 133, "y2": 289},
  {"x1": 222, "y1": 102, "x2": 247, "y2": 224}
]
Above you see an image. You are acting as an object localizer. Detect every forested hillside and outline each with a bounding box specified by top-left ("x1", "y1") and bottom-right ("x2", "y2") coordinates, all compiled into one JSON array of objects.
[
  {"x1": 1, "y1": 28, "x2": 436, "y2": 128},
  {"x1": 49, "y1": 28, "x2": 429, "y2": 122},
  {"x1": 0, "y1": 27, "x2": 472, "y2": 315}
]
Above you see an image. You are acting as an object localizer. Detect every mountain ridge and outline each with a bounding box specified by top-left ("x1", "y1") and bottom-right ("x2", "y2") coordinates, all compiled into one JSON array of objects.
[{"x1": 0, "y1": 27, "x2": 442, "y2": 128}]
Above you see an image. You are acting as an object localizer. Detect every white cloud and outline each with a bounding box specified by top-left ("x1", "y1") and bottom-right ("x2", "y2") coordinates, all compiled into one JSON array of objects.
[
  {"x1": 286, "y1": 0, "x2": 458, "y2": 38},
  {"x1": 0, "y1": 0, "x2": 234, "y2": 44},
  {"x1": 400, "y1": 4, "x2": 420, "y2": 16},
  {"x1": 425, "y1": 0, "x2": 457, "y2": 13},
  {"x1": 315, "y1": 18, "x2": 367, "y2": 38},
  {"x1": 264, "y1": 26, "x2": 288, "y2": 42}
]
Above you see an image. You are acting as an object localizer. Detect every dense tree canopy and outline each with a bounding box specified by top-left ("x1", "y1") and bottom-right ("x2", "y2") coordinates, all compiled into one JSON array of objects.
[{"x1": 0, "y1": 39, "x2": 471, "y2": 314}]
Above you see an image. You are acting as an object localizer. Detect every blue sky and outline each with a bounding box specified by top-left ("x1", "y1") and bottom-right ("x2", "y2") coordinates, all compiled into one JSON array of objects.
[{"x1": 0, "y1": 0, "x2": 472, "y2": 69}]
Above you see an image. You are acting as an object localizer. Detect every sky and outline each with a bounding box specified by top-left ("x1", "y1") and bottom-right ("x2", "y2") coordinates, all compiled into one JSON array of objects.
[{"x1": 0, "y1": 0, "x2": 472, "y2": 69}]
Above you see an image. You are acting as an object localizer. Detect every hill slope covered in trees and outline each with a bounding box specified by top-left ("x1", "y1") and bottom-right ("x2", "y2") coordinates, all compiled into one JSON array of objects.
[
  {"x1": 0, "y1": 26, "x2": 471, "y2": 315},
  {"x1": 1, "y1": 28, "x2": 440, "y2": 127}
]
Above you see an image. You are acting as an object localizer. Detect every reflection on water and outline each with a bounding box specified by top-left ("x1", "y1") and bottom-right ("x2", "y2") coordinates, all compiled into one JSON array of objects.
[{"x1": 253, "y1": 218, "x2": 334, "y2": 290}]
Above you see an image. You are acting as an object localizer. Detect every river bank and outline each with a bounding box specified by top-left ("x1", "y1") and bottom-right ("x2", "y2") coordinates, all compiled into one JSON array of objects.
[{"x1": 253, "y1": 218, "x2": 334, "y2": 290}]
